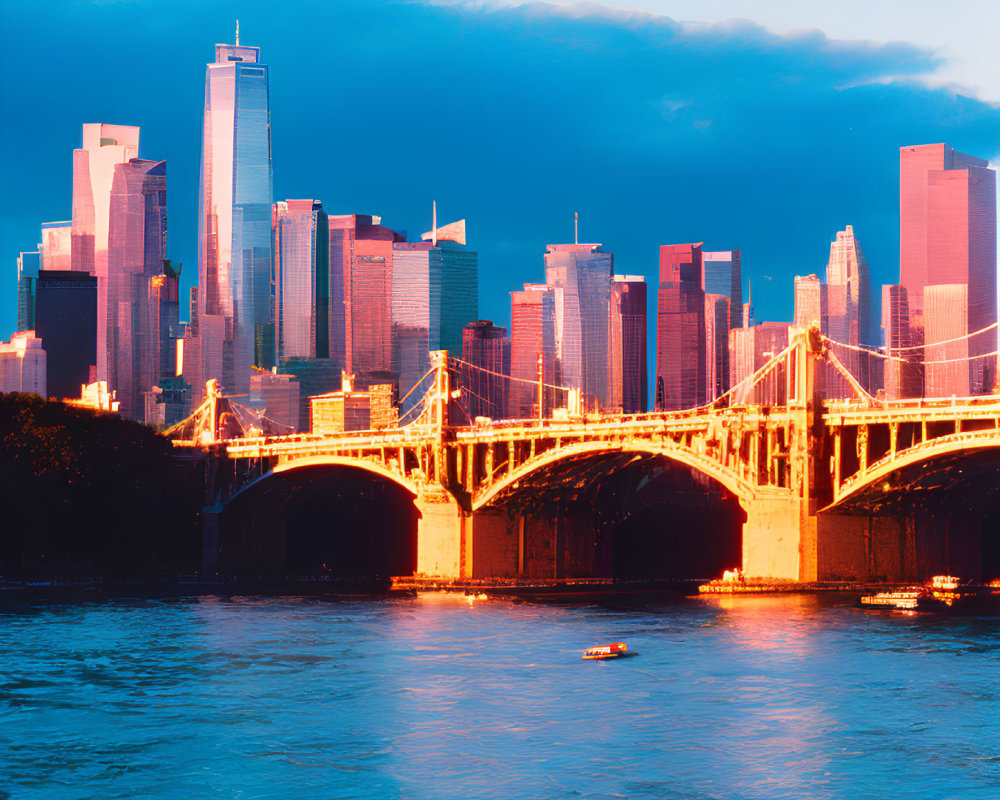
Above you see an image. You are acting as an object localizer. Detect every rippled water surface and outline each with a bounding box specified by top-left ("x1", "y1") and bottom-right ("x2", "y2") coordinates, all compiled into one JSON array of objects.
[{"x1": 3, "y1": 592, "x2": 1000, "y2": 799}]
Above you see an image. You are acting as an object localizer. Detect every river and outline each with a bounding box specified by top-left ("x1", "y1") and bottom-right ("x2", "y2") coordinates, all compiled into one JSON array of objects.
[{"x1": 2, "y1": 591, "x2": 999, "y2": 799}]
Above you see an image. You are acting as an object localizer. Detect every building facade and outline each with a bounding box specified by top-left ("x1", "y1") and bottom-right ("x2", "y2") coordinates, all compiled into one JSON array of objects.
[
  {"x1": 702, "y1": 249, "x2": 742, "y2": 331},
  {"x1": 610, "y1": 276, "x2": 647, "y2": 413}
]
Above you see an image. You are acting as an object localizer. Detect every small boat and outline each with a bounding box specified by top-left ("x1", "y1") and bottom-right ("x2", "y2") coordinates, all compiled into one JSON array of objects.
[{"x1": 583, "y1": 642, "x2": 629, "y2": 660}]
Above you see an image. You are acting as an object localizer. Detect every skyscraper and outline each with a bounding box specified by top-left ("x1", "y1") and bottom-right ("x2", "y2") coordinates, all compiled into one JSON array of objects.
[
  {"x1": 610, "y1": 276, "x2": 647, "y2": 413},
  {"x1": 544, "y1": 243, "x2": 613, "y2": 410},
  {"x1": 70, "y1": 124, "x2": 140, "y2": 385},
  {"x1": 794, "y1": 274, "x2": 827, "y2": 331},
  {"x1": 328, "y1": 215, "x2": 404, "y2": 380},
  {"x1": 899, "y1": 143, "x2": 997, "y2": 396},
  {"x1": 34, "y1": 270, "x2": 97, "y2": 399},
  {"x1": 509, "y1": 284, "x2": 557, "y2": 418},
  {"x1": 702, "y1": 250, "x2": 742, "y2": 330},
  {"x1": 190, "y1": 37, "x2": 273, "y2": 402},
  {"x1": 106, "y1": 158, "x2": 167, "y2": 419},
  {"x1": 460, "y1": 320, "x2": 510, "y2": 421},
  {"x1": 421, "y1": 216, "x2": 478, "y2": 358},
  {"x1": 274, "y1": 199, "x2": 329, "y2": 362},
  {"x1": 826, "y1": 225, "x2": 872, "y2": 346},
  {"x1": 16, "y1": 251, "x2": 40, "y2": 332},
  {"x1": 881, "y1": 284, "x2": 921, "y2": 399},
  {"x1": 704, "y1": 294, "x2": 730, "y2": 403},
  {"x1": 656, "y1": 243, "x2": 706, "y2": 411}
]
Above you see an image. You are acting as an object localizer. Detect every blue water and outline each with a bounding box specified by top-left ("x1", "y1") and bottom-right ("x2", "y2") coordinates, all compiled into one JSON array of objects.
[{"x1": 2, "y1": 592, "x2": 1000, "y2": 799}]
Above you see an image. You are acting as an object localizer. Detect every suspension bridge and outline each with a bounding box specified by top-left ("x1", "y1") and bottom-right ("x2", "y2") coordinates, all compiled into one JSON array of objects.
[{"x1": 168, "y1": 324, "x2": 1000, "y2": 584}]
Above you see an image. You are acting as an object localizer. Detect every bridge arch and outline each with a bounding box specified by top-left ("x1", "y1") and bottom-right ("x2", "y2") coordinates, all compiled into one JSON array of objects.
[
  {"x1": 472, "y1": 439, "x2": 755, "y2": 512},
  {"x1": 219, "y1": 458, "x2": 419, "y2": 582},
  {"x1": 829, "y1": 429, "x2": 1000, "y2": 510}
]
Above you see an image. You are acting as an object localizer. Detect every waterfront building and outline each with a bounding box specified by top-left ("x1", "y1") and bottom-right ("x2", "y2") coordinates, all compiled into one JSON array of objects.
[
  {"x1": 899, "y1": 143, "x2": 997, "y2": 396},
  {"x1": 544, "y1": 243, "x2": 614, "y2": 410},
  {"x1": 702, "y1": 250, "x2": 742, "y2": 330},
  {"x1": 461, "y1": 320, "x2": 510, "y2": 420},
  {"x1": 106, "y1": 158, "x2": 167, "y2": 419},
  {"x1": 328, "y1": 215, "x2": 404, "y2": 381},
  {"x1": 0, "y1": 331, "x2": 46, "y2": 396},
  {"x1": 277, "y1": 356, "x2": 342, "y2": 432},
  {"x1": 16, "y1": 251, "x2": 40, "y2": 332},
  {"x1": 509, "y1": 283, "x2": 558, "y2": 418},
  {"x1": 34, "y1": 270, "x2": 97, "y2": 400},
  {"x1": 704, "y1": 294, "x2": 730, "y2": 402},
  {"x1": 656, "y1": 243, "x2": 706, "y2": 411},
  {"x1": 610, "y1": 276, "x2": 647, "y2": 414},
  {"x1": 39, "y1": 221, "x2": 72, "y2": 271},
  {"x1": 188, "y1": 37, "x2": 273, "y2": 404},
  {"x1": 274, "y1": 200, "x2": 329, "y2": 364}
]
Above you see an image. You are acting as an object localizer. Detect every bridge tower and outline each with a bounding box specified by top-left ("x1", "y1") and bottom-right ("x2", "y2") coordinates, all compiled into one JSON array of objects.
[{"x1": 739, "y1": 326, "x2": 826, "y2": 581}]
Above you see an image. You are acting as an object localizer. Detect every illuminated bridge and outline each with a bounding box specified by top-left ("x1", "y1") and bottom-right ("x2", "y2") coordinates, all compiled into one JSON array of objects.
[{"x1": 170, "y1": 328, "x2": 1000, "y2": 584}]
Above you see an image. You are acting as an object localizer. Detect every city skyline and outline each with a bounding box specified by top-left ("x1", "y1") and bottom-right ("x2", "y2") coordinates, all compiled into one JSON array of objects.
[{"x1": 4, "y1": 1, "x2": 1000, "y2": 365}]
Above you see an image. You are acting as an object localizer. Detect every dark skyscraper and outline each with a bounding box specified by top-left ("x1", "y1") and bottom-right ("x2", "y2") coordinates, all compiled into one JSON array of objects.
[
  {"x1": 656, "y1": 243, "x2": 706, "y2": 411},
  {"x1": 610, "y1": 276, "x2": 647, "y2": 413},
  {"x1": 34, "y1": 270, "x2": 97, "y2": 399},
  {"x1": 16, "y1": 250, "x2": 40, "y2": 332},
  {"x1": 461, "y1": 320, "x2": 509, "y2": 420}
]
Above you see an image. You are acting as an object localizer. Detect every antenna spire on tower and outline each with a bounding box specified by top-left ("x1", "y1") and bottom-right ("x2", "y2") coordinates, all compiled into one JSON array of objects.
[
  {"x1": 432, "y1": 200, "x2": 438, "y2": 247},
  {"x1": 235, "y1": 19, "x2": 240, "y2": 45},
  {"x1": 574, "y1": 212, "x2": 578, "y2": 245}
]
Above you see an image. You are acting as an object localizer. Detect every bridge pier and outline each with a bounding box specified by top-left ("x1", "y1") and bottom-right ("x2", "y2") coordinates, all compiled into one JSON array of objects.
[
  {"x1": 415, "y1": 489, "x2": 469, "y2": 579},
  {"x1": 741, "y1": 489, "x2": 817, "y2": 581}
]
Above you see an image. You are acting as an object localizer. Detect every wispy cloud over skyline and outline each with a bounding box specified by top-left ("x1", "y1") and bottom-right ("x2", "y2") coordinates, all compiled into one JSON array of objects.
[{"x1": 2, "y1": 0, "x2": 999, "y2": 339}]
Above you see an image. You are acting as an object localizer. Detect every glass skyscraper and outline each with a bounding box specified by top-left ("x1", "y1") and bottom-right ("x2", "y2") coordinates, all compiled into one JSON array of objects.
[
  {"x1": 610, "y1": 276, "x2": 647, "y2": 414},
  {"x1": 190, "y1": 39, "x2": 273, "y2": 402},
  {"x1": 34, "y1": 270, "x2": 97, "y2": 400},
  {"x1": 274, "y1": 199, "x2": 329, "y2": 362},
  {"x1": 509, "y1": 283, "x2": 558, "y2": 418},
  {"x1": 106, "y1": 158, "x2": 167, "y2": 419},
  {"x1": 544, "y1": 243, "x2": 613, "y2": 410},
  {"x1": 16, "y1": 251, "x2": 40, "y2": 332},
  {"x1": 657, "y1": 243, "x2": 706, "y2": 411},
  {"x1": 702, "y1": 250, "x2": 742, "y2": 331},
  {"x1": 460, "y1": 320, "x2": 510, "y2": 420}
]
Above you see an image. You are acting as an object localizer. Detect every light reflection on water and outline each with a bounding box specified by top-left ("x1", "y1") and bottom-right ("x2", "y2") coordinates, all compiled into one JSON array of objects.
[{"x1": 2, "y1": 592, "x2": 1000, "y2": 799}]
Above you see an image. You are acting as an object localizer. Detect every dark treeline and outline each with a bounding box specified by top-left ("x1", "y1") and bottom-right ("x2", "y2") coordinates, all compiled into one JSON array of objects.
[{"x1": 0, "y1": 393, "x2": 202, "y2": 579}]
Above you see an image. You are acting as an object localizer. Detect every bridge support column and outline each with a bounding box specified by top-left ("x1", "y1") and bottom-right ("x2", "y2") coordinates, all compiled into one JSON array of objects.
[
  {"x1": 742, "y1": 489, "x2": 817, "y2": 581},
  {"x1": 415, "y1": 489, "x2": 470, "y2": 579}
]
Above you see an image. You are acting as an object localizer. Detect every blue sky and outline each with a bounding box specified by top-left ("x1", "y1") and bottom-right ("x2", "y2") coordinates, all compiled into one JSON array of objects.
[{"x1": 2, "y1": 0, "x2": 999, "y2": 351}]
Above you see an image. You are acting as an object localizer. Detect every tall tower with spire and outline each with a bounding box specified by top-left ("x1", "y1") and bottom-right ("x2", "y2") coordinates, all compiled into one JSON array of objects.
[{"x1": 186, "y1": 31, "x2": 273, "y2": 401}]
